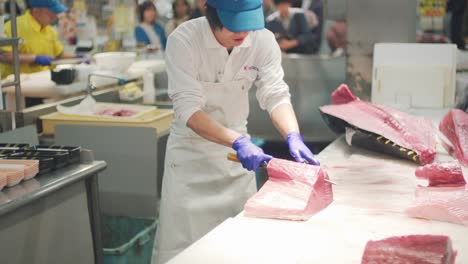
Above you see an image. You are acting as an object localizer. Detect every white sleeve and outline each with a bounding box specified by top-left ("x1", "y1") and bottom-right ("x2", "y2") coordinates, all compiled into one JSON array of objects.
[
  {"x1": 254, "y1": 31, "x2": 292, "y2": 115},
  {"x1": 166, "y1": 34, "x2": 205, "y2": 126}
]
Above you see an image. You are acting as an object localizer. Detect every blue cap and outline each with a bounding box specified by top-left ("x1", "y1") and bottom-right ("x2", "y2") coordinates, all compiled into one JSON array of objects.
[
  {"x1": 207, "y1": 0, "x2": 264, "y2": 32},
  {"x1": 29, "y1": 0, "x2": 68, "y2": 14}
]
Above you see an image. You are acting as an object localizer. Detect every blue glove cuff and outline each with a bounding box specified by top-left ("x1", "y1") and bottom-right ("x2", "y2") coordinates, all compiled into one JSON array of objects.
[
  {"x1": 232, "y1": 135, "x2": 249, "y2": 150},
  {"x1": 286, "y1": 131, "x2": 302, "y2": 143}
]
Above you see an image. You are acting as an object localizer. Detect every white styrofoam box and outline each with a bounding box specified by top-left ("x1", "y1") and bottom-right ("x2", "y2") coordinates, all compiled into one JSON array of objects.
[{"x1": 372, "y1": 43, "x2": 457, "y2": 108}]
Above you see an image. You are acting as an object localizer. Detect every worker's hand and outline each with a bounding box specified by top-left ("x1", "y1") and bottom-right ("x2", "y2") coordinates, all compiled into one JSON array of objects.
[
  {"x1": 232, "y1": 135, "x2": 272, "y2": 171},
  {"x1": 286, "y1": 132, "x2": 320, "y2": 165},
  {"x1": 34, "y1": 55, "x2": 53, "y2": 66}
]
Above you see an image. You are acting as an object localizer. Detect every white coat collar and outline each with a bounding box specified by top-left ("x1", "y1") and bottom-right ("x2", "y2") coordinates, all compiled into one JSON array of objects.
[{"x1": 202, "y1": 18, "x2": 253, "y2": 49}]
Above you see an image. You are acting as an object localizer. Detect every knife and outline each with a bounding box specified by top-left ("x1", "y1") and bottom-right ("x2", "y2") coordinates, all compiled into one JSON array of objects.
[{"x1": 227, "y1": 153, "x2": 336, "y2": 185}]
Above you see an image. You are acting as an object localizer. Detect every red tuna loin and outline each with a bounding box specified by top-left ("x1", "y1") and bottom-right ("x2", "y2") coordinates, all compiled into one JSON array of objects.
[
  {"x1": 361, "y1": 235, "x2": 457, "y2": 264},
  {"x1": 331, "y1": 83, "x2": 359, "y2": 104},
  {"x1": 244, "y1": 158, "x2": 333, "y2": 221},
  {"x1": 415, "y1": 162, "x2": 466, "y2": 187},
  {"x1": 406, "y1": 186, "x2": 468, "y2": 226},
  {"x1": 320, "y1": 85, "x2": 436, "y2": 164},
  {"x1": 439, "y1": 109, "x2": 468, "y2": 166}
]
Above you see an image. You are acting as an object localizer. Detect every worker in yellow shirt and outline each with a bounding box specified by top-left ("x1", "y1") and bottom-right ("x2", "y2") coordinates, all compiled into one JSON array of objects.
[{"x1": 0, "y1": 0, "x2": 72, "y2": 78}]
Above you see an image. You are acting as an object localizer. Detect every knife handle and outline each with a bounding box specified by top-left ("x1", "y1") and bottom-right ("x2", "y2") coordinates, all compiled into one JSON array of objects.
[{"x1": 227, "y1": 153, "x2": 240, "y2": 162}]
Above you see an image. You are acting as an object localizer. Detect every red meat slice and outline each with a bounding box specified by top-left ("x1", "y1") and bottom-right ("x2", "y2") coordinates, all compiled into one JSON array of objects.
[
  {"x1": 439, "y1": 109, "x2": 468, "y2": 166},
  {"x1": 320, "y1": 85, "x2": 436, "y2": 164},
  {"x1": 244, "y1": 158, "x2": 333, "y2": 221},
  {"x1": 415, "y1": 162, "x2": 466, "y2": 187},
  {"x1": 331, "y1": 83, "x2": 359, "y2": 104},
  {"x1": 406, "y1": 186, "x2": 468, "y2": 226},
  {"x1": 361, "y1": 235, "x2": 457, "y2": 264}
]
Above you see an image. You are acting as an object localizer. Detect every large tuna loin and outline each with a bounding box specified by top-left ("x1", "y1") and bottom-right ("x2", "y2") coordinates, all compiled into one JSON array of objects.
[
  {"x1": 415, "y1": 162, "x2": 466, "y2": 187},
  {"x1": 320, "y1": 84, "x2": 436, "y2": 164},
  {"x1": 406, "y1": 186, "x2": 468, "y2": 226},
  {"x1": 361, "y1": 235, "x2": 457, "y2": 264},
  {"x1": 439, "y1": 109, "x2": 468, "y2": 166},
  {"x1": 244, "y1": 158, "x2": 333, "y2": 221}
]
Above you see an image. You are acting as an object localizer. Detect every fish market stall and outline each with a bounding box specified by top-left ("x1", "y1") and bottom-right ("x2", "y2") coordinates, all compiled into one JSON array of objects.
[{"x1": 168, "y1": 108, "x2": 468, "y2": 264}]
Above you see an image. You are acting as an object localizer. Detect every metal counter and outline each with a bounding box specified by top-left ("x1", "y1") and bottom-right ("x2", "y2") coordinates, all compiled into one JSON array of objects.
[{"x1": 0, "y1": 161, "x2": 107, "y2": 264}]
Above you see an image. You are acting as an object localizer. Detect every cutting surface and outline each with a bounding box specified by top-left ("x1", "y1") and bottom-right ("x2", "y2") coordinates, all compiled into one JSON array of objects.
[{"x1": 169, "y1": 109, "x2": 468, "y2": 264}]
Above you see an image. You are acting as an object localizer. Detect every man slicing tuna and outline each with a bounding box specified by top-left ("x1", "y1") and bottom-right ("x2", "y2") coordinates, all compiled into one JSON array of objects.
[{"x1": 151, "y1": 0, "x2": 320, "y2": 263}]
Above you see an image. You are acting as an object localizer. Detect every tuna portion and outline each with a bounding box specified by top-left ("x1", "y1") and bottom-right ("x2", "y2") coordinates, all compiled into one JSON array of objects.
[
  {"x1": 244, "y1": 158, "x2": 333, "y2": 221},
  {"x1": 439, "y1": 109, "x2": 468, "y2": 166},
  {"x1": 320, "y1": 84, "x2": 436, "y2": 164},
  {"x1": 415, "y1": 162, "x2": 466, "y2": 187},
  {"x1": 361, "y1": 235, "x2": 457, "y2": 264},
  {"x1": 406, "y1": 186, "x2": 468, "y2": 226}
]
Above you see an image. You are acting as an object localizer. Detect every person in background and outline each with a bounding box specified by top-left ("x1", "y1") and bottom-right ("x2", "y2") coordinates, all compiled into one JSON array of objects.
[
  {"x1": 135, "y1": 1, "x2": 167, "y2": 50},
  {"x1": 190, "y1": 0, "x2": 206, "y2": 19},
  {"x1": 302, "y1": 0, "x2": 323, "y2": 53},
  {"x1": 165, "y1": 0, "x2": 191, "y2": 36},
  {"x1": 326, "y1": 20, "x2": 347, "y2": 57},
  {"x1": 0, "y1": 0, "x2": 72, "y2": 78},
  {"x1": 447, "y1": 0, "x2": 467, "y2": 50},
  {"x1": 58, "y1": 11, "x2": 77, "y2": 45},
  {"x1": 263, "y1": 0, "x2": 275, "y2": 18},
  {"x1": 266, "y1": 0, "x2": 316, "y2": 54}
]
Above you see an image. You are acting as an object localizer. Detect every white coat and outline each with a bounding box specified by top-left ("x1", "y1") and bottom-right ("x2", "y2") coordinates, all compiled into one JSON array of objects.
[{"x1": 152, "y1": 17, "x2": 291, "y2": 264}]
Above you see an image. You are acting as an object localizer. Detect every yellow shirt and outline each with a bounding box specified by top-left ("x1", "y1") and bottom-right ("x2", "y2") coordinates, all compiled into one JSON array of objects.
[{"x1": 0, "y1": 10, "x2": 64, "y2": 78}]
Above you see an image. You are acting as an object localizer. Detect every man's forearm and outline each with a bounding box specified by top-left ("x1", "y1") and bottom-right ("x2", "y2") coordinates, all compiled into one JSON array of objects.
[
  {"x1": 0, "y1": 52, "x2": 36, "y2": 64},
  {"x1": 187, "y1": 110, "x2": 242, "y2": 147},
  {"x1": 270, "y1": 103, "x2": 300, "y2": 139}
]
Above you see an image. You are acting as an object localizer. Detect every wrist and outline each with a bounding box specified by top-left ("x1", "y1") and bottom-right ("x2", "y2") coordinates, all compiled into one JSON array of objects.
[
  {"x1": 286, "y1": 131, "x2": 301, "y2": 141},
  {"x1": 232, "y1": 135, "x2": 249, "y2": 150}
]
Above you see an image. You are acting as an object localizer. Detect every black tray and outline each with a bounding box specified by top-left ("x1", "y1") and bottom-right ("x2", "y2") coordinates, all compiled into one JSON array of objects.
[
  {"x1": 0, "y1": 143, "x2": 30, "y2": 149},
  {"x1": 0, "y1": 149, "x2": 24, "y2": 156},
  {"x1": 4, "y1": 156, "x2": 55, "y2": 174},
  {"x1": 9, "y1": 151, "x2": 69, "y2": 169},
  {"x1": 34, "y1": 145, "x2": 81, "y2": 164}
]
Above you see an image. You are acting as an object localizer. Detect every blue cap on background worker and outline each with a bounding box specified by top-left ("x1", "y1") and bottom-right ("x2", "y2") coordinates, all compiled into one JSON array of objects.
[
  {"x1": 0, "y1": 0, "x2": 68, "y2": 78},
  {"x1": 153, "y1": 0, "x2": 320, "y2": 263}
]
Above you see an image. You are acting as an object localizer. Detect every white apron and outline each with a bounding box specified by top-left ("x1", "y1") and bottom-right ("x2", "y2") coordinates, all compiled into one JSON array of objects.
[{"x1": 152, "y1": 78, "x2": 257, "y2": 264}]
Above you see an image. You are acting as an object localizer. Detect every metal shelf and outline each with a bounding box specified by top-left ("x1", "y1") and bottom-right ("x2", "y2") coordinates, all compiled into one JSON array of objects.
[
  {"x1": 1, "y1": 0, "x2": 23, "y2": 112},
  {"x1": 0, "y1": 37, "x2": 21, "y2": 47}
]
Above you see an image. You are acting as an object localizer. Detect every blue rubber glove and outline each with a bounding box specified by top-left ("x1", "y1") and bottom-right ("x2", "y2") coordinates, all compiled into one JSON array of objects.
[
  {"x1": 232, "y1": 135, "x2": 273, "y2": 171},
  {"x1": 34, "y1": 55, "x2": 53, "y2": 66},
  {"x1": 286, "y1": 131, "x2": 320, "y2": 165}
]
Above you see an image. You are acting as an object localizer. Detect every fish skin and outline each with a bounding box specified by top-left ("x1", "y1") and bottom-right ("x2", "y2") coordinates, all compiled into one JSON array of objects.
[{"x1": 320, "y1": 85, "x2": 436, "y2": 164}]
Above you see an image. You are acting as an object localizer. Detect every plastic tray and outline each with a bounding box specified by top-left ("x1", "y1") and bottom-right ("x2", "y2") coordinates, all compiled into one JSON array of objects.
[
  {"x1": 0, "y1": 160, "x2": 39, "y2": 180},
  {"x1": 35, "y1": 145, "x2": 81, "y2": 164},
  {"x1": 10, "y1": 151, "x2": 69, "y2": 169},
  {"x1": 0, "y1": 168, "x2": 25, "y2": 187},
  {"x1": 0, "y1": 174, "x2": 6, "y2": 191},
  {"x1": 0, "y1": 143, "x2": 30, "y2": 149},
  {"x1": 41, "y1": 109, "x2": 174, "y2": 135},
  {"x1": 5, "y1": 156, "x2": 55, "y2": 174}
]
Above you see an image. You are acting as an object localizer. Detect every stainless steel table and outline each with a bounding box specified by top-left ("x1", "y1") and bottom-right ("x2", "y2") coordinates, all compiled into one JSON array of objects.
[{"x1": 0, "y1": 161, "x2": 107, "y2": 264}]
